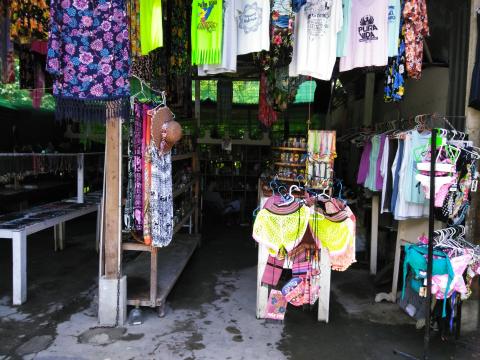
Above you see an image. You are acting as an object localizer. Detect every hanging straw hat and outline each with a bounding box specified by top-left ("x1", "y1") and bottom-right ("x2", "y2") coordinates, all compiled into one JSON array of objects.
[{"x1": 151, "y1": 106, "x2": 183, "y2": 153}]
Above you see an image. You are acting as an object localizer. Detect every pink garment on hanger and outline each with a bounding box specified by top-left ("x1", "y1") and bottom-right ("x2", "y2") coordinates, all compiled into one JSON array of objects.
[
  {"x1": 431, "y1": 254, "x2": 472, "y2": 299},
  {"x1": 357, "y1": 141, "x2": 372, "y2": 185}
]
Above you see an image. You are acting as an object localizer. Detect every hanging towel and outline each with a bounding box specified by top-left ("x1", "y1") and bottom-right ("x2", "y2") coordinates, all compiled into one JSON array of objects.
[
  {"x1": 191, "y1": 0, "x2": 223, "y2": 65},
  {"x1": 140, "y1": 0, "x2": 163, "y2": 54}
]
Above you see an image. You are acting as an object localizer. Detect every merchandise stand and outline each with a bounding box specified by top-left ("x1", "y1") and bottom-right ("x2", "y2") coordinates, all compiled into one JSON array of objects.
[
  {"x1": 122, "y1": 152, "x2": 201, "y2": 316},
  {"x1": 394, "y1": 128, "x2": 437, "y2": 359},
  {"x1": 255, "y1": 184, "x2": 332, "y2": 322}
]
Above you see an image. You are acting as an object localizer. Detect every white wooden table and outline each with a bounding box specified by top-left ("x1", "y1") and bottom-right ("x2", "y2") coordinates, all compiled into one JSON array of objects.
[
  {"x1": 255, "y1": 193, "x2": 332, "y2": 322},
  {"x1": 0, "y1": 192, "x2": 101, "y2": 305}
]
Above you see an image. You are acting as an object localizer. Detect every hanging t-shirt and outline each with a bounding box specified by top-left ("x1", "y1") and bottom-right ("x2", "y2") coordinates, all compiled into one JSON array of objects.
[
  {"x1": 336, "y1": 0, "x2": 351, "y2": 57},
  {"x1": 236, "y1": 0, "x2": 270, "y2": 55},
  {"x1": 387, "y1": 0, "x2": 401, "y2": 57},
  {"x1": 198, "y1": 0, "x2": 237, "y2": 75},
  {"x1": 140, "y1": 0, "x2": 163, "y2": 55},
  {"x1": 191, "y1": 0, "x2": 223, "y2": 65},
  {"x1": 339, "y1": 0, "x2": 389, "y2": 72},
  {"x1": 289, "y1": 0, "x2": 343, "y2": 81}
]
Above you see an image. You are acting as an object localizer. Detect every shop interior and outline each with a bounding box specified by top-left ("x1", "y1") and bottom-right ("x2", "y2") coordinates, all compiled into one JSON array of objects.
[{"x1": 0, "y1": 0, "x2": 480, "y2": 358}]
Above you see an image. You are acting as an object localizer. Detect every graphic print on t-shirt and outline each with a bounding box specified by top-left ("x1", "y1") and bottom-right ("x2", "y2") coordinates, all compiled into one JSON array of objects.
[
  {"x1": 198, "y1": 0, "x2": 219, "y2": 32},
  {"x1": 305, "y1": 0, "x2": 333, "y2": 39},
  {"x1": 388, "y1": 5, "x2": 395, "y2": 22},
  {"x1": 238, "y1": 2, "x2": 263, "y2": 33},
  {"x1": 358, "y1": 15, "x2": 378, "y2": 42}
]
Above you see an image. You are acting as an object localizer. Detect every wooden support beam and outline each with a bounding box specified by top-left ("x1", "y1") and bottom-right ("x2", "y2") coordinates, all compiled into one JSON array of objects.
[
  {"x1": 104, "y1": 117, "x2": 122, "y2": 279},
  {"x1": 363, "y1": 72, "x2": 375, "y2": 127}
]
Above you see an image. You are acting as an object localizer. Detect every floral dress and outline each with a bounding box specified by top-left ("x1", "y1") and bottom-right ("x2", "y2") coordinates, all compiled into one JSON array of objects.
[
  {"x1": 256, "y1": 0, "x2": 301, "y2": 125},
  {"x1": 384, "y1": 0, "x2": 406, "y2": 102},
  {"x1": 46, "y1": 0, "x2": 131, "y2": 121},
  {"x1": 403, "y1": 0, "x2": 429, "y2": 79}
]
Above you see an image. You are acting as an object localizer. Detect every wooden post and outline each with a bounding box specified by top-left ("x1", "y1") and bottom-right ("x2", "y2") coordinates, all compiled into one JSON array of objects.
[
  {"x1": 104, "y1": 117, "x2": 122, "y2": 279},
  {"x1": 195, "y1": 79, "x2": 201, "y2": 130},
  {"x1": 363, "y1": 73, "x2": 375, "y2": 127}
]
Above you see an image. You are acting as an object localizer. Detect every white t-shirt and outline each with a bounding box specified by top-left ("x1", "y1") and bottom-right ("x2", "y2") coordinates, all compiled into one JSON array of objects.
[
  {"x1": 289, "y1": 0, "x2": 343, "y2": 81},
  {"x1": 199, "y1": 0, "x2": 237, "y2": 75},
  {"x1": 339, "y1": 0, "x2": 389, "y2": 72},
  {"x1": 236, "y1": 0, "x2": 270, "y2": 55},
  {"x1": 387, "y1": 0, "x2": 401, "y2": 57}
]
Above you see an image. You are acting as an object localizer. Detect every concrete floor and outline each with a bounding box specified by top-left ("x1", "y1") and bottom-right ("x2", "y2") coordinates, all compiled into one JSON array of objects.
[{"x1": 0, "y1": 215, "x2": 479, "y2": 360}]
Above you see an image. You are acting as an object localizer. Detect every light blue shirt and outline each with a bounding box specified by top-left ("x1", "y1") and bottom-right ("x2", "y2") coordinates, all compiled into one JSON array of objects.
[
  {"x1": 388, "y1": 0, "x2": 401, "y2": 57},
  {"x1": 336, "y1": 0, "x2": 351, "y2": 57}
]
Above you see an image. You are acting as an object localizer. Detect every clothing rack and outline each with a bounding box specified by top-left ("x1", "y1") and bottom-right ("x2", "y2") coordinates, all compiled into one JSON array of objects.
[{"x1": 394, "y1": 115, "x2": 472, "y2": 359}]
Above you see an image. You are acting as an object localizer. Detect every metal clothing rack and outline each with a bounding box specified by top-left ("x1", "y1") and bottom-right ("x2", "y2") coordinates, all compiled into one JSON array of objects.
[{"x1": 395, "y1": 115, "x2": 469, "y2": 359}]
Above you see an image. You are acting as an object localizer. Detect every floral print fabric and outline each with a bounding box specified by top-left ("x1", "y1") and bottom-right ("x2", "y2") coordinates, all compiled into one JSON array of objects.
[
  {"x1": 169, "y1": 0, "x2": 190, "y2": 75},
  {"x1": 127, "y1": 0, "x2": 141, "y2": 57},
  {"x1": 256, "y1": 0, "x2": 299, "y2": 125},
  {"x1": 384, "y1": 0, "x2": 406, "y2": 102},
  {"x1": 403, "y1": 0, "x2": 429, "y2": 80},
  {"x1": 46, "y1": 0, "x2": 130, "y2": 100}
]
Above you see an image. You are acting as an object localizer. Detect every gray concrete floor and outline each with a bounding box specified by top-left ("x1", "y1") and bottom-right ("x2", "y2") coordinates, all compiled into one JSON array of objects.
[{"x1": 0, "y1": 215, "x2": 479, "y2": 359}]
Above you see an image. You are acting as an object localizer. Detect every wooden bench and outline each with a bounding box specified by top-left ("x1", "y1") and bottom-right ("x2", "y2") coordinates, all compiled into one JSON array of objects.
[{"x1": 0, "y1": 192, "x2": 101, "y2": 305}]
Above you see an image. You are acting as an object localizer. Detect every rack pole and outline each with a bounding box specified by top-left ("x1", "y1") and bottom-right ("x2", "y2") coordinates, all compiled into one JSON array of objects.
[
  {"x1": 424, "y1": 127, "x2": 437, "y2": 359},
  {"x1": 77, "y1": 153, "x2": 84, "y2": 204}
]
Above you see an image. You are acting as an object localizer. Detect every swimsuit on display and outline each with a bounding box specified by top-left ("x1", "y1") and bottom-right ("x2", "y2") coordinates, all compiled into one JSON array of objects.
[
  {"x1": 309, "y1": 205, "x2": 356, "y2": 271},
  {"x1": 253, "y1": 205, "x2": 310, "y2": 256}
]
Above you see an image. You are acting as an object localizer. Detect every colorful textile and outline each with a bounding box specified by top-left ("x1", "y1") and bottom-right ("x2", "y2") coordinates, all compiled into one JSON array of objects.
[
  {"x1": 253, "y1": 205, "x2": 310, "y2": 256},
  {"x1": 143, "y1": 107, "x2": 152, "y2": 245},
  {"x1": 309, "y1": 205, "x2": 356, "y2": 271},
  {"x1": 255, "y1": 0, "x2": 294, "y2": 70},
  {"x1": 10, "y1": 0, "x2": 50, "y2": 42},
  {"x1": 133, "y1": 102, "x2": 144, "y2": 231},
  {"x1": 258, "y1": 72, "x2": 278, "y2": 127},
  {"x1": 46, "y1": 0, "x2": 131, "y2": 121},
  {"x1": 402, "y1": 244, "x2": 454, "y2": 317},
  {"x1": 140, "y1": 0, "x2": 163, "y2": 54},
  {"x1": 127, "y1": 0, "x2": 141, "y2": 57},
  {"x1": 282, "y1": 277, "x2": 305, "y2": 307},
  {"x1": 261, "y1": 255, "x2": 285, "y2": 286},
  {"x1": 169, "y1": 0, "x2": 190, "y2": 74},
  {"x1": 403, "y1": 0, "x2": 429, "y2": 79},
  {"x1": 124, "y1": 103, "x2": 136, "y2": 231},
  {"x1": 431, "y1": 254, "x2": 472, "y2": 300},
  {"x1": 265, "y1": 290, "x2": 287, "y2": 320},
  {"x1": 149, "y1": 121, "x2": 174, "y2": 247},
  {"x1": 0, "y1": 0, "x2": 14, "y2": 83},
  {"x1": 190, "y1": 0, "x2": 223, "y2": 65}
]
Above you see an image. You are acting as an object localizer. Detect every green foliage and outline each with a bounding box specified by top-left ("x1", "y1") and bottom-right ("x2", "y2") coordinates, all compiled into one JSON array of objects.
[{"x1": 0, "y1": 59, "x2": 55, "y2": 111}]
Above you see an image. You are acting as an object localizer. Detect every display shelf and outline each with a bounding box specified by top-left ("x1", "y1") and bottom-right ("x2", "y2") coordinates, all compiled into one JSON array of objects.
[
  {"x1": 124, "y1": 233, "x2": 201, "y2": 311},
  {"x1": 204, "y1": 174, "x2": 260, "y2": 177},
  {"x1": 271, "y1": 147, "x2": 307, "y2": 152},
  {"x1": 172, "y1": 153, "x2": 194, "y2": 161},
  {"x1": 122, "y1": 151, "x2": 200, "y2": 314},
  {"x1": 173, "y1": 208, "x2": 195, "y2": 234},
  {"x1": 276, "y1": 177, "x2": 306, "y2": 183},
  {"x1": 173, "y1": 177, "x2": 197, "y2": 199},
  {"x1": 274, "y1": 162, "x2": 306, "y2": 167}
]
